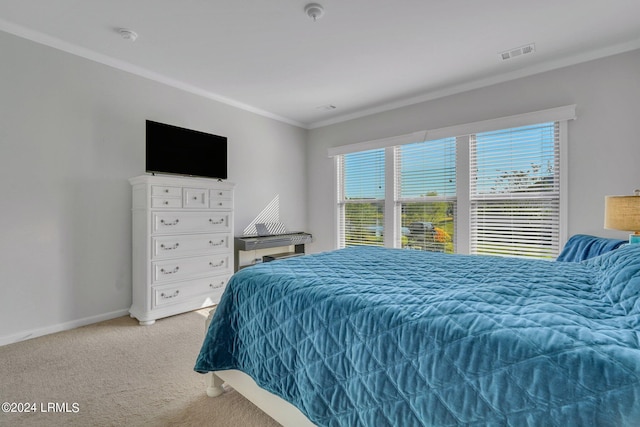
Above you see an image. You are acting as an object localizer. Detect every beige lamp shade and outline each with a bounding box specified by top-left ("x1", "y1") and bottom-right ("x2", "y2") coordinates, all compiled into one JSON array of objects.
[{"x1": 604, "y1": 190, "x2": 640, "y2": 232}]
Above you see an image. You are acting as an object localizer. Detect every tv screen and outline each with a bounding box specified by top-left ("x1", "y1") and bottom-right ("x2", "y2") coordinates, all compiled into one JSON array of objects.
[{"x1": 145, "y1": 120, "x2": 227, "y2": 180}]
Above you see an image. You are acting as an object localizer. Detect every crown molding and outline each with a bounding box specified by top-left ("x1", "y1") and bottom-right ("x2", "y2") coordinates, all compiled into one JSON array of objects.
[
  {"x1": 308, "y1": 38, "x2": 640, "y2": 129},
  {"x1": 2, "y1": 17, "x2": 639, "y2": 132},
  {"x1": 0, "y1": 19, "x2": 307, "y2": 129}
]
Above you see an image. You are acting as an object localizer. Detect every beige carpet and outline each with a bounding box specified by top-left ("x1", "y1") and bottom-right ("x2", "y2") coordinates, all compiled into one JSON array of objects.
[{"x1": 0, "y1": 309, "x2": 280, "y2": 427}]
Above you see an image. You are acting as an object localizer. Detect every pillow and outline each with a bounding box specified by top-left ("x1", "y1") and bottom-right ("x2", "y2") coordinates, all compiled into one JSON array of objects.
[
  {"x1": 584, "y1": 245, "x2": 640, "y2": 315},
  {"x1": 556, "y1": 234, "x2": 627, "y2": 262}
]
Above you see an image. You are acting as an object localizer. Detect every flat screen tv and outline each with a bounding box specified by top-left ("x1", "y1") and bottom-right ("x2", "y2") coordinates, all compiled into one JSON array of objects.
[{"x1": 146, "y1": 120, "x2": 227, "y2": 180}]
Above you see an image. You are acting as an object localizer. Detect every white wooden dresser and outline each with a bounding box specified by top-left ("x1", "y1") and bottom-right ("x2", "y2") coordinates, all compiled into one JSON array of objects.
[{"x1": 129, "y1": 174, "x2": 235, "y2": 325}]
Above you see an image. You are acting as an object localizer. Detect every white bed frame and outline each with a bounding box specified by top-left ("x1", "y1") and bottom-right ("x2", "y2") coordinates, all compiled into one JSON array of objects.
[{"x1": 204, "y1": 309, "x2": 316, "y2": 427}]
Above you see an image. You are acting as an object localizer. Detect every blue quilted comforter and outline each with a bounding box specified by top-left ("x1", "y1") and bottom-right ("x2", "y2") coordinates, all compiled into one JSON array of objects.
[{"x1": 194, "y1": 245, "x2": 640, "y2": 426}]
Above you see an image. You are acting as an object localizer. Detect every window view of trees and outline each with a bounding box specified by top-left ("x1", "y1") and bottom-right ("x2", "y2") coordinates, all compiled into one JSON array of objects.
[
  {"x1": 343, "y1": 202, "x2": 384, "y2": 247},
  {"x1": 339, "y1": 148, "x2": 385, "y2": 247},
  {"x1": 342, "y1": 199, "x2": 455, "y2": 252},
  {"x1": 490, "y1": 162, "x2": 555, "y2": 194},
  {"x1": 398, "y1": 137, "x2": 456, "y2": 253},
  {"x1": 471, "y1": 199, "x2": 558, "y2": 258},
  {"x1": 339, "y1": 121, "x2": 561, "y2": 259},
  {"x1": 401, "y1": 200, "x2": 454, "y2": 253},
  {"x1": 471, "y1": 123, "x2": 559, "y2": 259}
]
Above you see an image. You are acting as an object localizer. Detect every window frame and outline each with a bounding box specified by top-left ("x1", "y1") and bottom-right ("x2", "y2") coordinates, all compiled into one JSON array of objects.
[
  {"x1": 335, "y1": 148, "x2": 388, "y2": 248},
  {"x1": 468, "y1": 122, "x2": 563, "y2": 259},
  {"x1": 395, "y1": 138, "x2": 458, "y2": 253},
  {"x1": 332, "y1": 106, "x2": 573, "y2": 257}
]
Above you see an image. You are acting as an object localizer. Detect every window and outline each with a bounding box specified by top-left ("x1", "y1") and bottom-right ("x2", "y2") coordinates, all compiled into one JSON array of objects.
[
  {"x1": 337, "y1": 148, "x2": 385, "y2": 247},
  {"x1": 470, "y1": 123, "x2": 560, "y2": 258},
  {"x1": 333, "y1": 106, "x2": 573, "y2": 259},
  {"x1": 396, "y1": 138, "x2": 457, "y2": 253}
]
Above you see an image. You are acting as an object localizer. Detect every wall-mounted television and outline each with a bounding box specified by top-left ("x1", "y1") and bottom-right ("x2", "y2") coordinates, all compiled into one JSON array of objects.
[{"x1": 145, "y1": 120, "x2": 227, "y2": 180}]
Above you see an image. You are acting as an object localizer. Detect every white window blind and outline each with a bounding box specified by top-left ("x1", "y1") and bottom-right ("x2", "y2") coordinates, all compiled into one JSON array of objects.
[
  {"x1": 338, "y1": 148, "x2": 385, "y2": 247},
  {"x1": 396, "y1": 138, "x2": 457, "y2": 253},
  {"x1": 470, "y1": 122, "x2": 560, "y2": 259}
]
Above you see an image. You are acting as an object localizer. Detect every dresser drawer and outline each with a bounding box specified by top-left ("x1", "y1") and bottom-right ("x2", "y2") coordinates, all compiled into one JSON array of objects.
[
  {"x1": 210, "y1": 189, "x2": 233, "y2": 199},
  {"x1": 206, "y1": 275, "x2": 230, "y2": 297},
  {"x1": 152, "y1": 233, "x2": 231, "y2": 259},
  {"x1": 210, "y1": 189, "x2": 233, "y2": 209},
  {"x1": 152, "y1": 185, "x2": 182, "y2": 197},
  {"x1": 152, "y1": 254, "x2": 231, "y2": 283},
  {"x1": 151, "y1": 198, "x2": 183, "y2": 208},
  {"x1": 152, "y1": 211, "x2": 231, "y2": 234},
  {"x1": 209, "y1": 199, "x2": 233, "y2": 209},
  {"x1": 152, "y1": 274, "x2": 231, "y2": 308},
  {"x1": 184, "y1": 188, "x2": 209, "y2": 208}
]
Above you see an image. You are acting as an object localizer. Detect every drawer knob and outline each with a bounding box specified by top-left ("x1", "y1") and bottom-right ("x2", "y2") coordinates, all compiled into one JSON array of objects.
[
  {"x1": 209, "y1": 240, "x2": 225, "y2": 246},
  {"x1": 164, "y1": 201, "x2": 169, "y2": 205},
  {"x1": 164, "y1": 189, "x2": 169, "y2": 193},
  {"x1": 210, "y1": 282, "x2": 225, "y2": 289},
  {"x1": 160, "y1": 266, "x2": 179, "y2": 275},
  {"x1": 209, "y1": 218, "x2": 224, "y2": 225},
  {"x1": 160, "y1": 219, "x2": 179, "y2": 226},
  {"x1": 209, "y1": 261, "x2": 225, "y2": 268},
  {"x1": 193, "y1": 196, "x2": 198, "y2": 200},
  {"x1": 160, "y1": 290, "x2": 179, "y2": 299},
  {"x1": 160, "y1": 243, "x2": 179, "y2": 250}
]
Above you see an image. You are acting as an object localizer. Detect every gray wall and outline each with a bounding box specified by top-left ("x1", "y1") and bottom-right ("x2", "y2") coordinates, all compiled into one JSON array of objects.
[
  {"x1": 306, "y1": 49, "x2": 640, "y2": 252},
  {"x1": 0, "y1": 31, "x2": 307, "y2": 342}
]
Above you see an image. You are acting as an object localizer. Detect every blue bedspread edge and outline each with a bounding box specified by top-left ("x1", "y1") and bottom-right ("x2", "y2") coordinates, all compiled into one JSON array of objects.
[{"x1": 556, "y1": 233, "x2": 626, "y2": 262}]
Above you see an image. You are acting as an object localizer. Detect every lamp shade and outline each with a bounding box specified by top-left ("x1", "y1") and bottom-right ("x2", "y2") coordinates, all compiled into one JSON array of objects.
[{"x1": 604, "y1": 190, "x2": 640, "y2": 231}]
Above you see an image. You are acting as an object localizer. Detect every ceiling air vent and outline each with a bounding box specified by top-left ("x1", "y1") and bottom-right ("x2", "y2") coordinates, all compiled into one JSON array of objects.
[
  {"x1": 499, "y1": 43, "x2": 535, "y2": 61},
  {"x1": 316, "y1": 104, "x2": 337, "y2": 111}
]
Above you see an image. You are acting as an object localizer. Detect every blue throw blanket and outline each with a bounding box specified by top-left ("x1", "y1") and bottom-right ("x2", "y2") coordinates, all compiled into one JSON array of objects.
[
  {"x1": 556, "y1": 234, "x2": 626, "y2": 262},
  {"x1": 195, "y1": 245, "x2": 640, "y2": 426}
]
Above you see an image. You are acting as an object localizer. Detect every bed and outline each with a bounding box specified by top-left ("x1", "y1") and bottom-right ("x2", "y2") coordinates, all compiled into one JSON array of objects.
[{"x1": 194, "y1": 238, "x2": 640, "y2": 426}]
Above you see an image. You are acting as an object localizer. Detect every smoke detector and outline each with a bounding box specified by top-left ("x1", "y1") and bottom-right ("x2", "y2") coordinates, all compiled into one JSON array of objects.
[
  {"x1": 118, "y1": 28, "x2": 138, "y2": 42},
  {"x1": 499, "y1": 43, "x2": 535, "y2": 61},
  {"x1": 304, "y1": 3, "x2": 325, "y2": 21}
]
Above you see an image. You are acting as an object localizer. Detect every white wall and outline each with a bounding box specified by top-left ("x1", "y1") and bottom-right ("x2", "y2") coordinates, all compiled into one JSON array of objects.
[
  {"x1": 0, "y1": 31, "x2": 307, "y2": 343},
  {"x1": 3, "y1": 28, "x2": 639, "y2": 345},
  {"x1": 306, "y1": 49, "x2": 640, "y2": 252}
]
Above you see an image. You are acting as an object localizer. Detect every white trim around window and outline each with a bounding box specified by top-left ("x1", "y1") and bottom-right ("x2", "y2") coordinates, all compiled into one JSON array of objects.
[
  {"x1": 327, "y1": 105, "x2": 576, "y2": 157},
  {"x1": 331, "y1": 105, "x2": 575, "y2": 258}
]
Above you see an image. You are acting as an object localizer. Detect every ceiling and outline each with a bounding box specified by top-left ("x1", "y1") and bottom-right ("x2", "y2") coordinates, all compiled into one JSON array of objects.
[{"x1": 1, "y1": 1, "x2": 640, "y2": 129}]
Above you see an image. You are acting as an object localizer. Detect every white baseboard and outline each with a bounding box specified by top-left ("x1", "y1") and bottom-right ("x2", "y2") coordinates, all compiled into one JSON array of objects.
[{"x1": 0, "y1": 309, "x2": 130, "y2": 347}]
